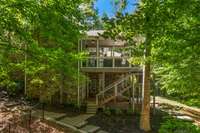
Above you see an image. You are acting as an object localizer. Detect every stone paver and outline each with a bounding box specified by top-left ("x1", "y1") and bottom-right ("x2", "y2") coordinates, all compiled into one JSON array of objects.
[
  {"x1": 58, "y1": 114, "x2": 93, "y2": 126},
  {"x1": 81, "y1": 125, "x2": 100, "y2": 133},
  {"x1": 33, "y1": 109, "x2": 116, "y2": 133},
  {"x1": 97, "y1": 130, "x2": 109, "y2": 133},
  {"x1": 75, "y1": 121, "x2": 88, "y2": 128}
]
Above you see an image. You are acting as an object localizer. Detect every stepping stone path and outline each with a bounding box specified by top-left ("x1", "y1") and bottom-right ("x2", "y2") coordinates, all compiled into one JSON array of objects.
[
  {"x1": 75, "y1": 121, "x2": 88, "y2": 128},
  {"x1": 97, "y1": 130, "x2": 109, "y2": 133},
  {"x1": 38, "y1": 109, "x2": 110, "y2": 133},
  {"x1": 81, "y1": 124, "x2": 100, "y2": 133}
]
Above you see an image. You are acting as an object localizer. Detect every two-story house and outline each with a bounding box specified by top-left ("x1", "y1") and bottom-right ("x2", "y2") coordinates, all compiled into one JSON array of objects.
[{"x1": 78, "y1": 30, "x2": 143, "y2": 113}]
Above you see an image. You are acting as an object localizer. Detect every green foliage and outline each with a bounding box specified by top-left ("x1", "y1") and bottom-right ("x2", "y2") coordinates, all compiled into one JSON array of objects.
[
  {"x1": 104, "y1": 0, "x2": 200, "y2": 106},
  {"x1": 0, "y1": 0, "x2": 95, "y2": 102},
  {"x1": 159, "y1": 118, "x2": 200, "y2": 133},
  {"x1": 184, "y1": 98, "x2": 200, "y2": 108},
  {"x1": 115, "y1": 108, "x2": 123, "y2": 115},
  {"x1": 126, "y1": 107, "x2": 134, "y2": 115},
  {"x1": 103, "y1": 107, "x2": 125, "y2": 116},
  {"x1": 103, "y1": 107, "x2": 112, "y2": 116},
  {"x1": 0, "y1": 68, "x2": 17, "y2": 93}
]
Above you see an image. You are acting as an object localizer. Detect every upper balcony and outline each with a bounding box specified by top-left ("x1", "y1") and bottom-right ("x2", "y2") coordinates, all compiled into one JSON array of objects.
[{"x1": 78, "y1": 31, "x2": 141, "y2": 73}]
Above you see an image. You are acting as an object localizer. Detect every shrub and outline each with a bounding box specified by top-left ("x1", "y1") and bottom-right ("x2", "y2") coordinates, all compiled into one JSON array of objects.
[
  {"x1": 115, "y1": 108, "x2": 123, "y2": 115},
  {"x1": 159, "y1": 118, "x2": 200, "y2": 133},
  {"x1": 103, "y1": 107, "x2": 111, "y2": 116},
  {"x1": 126, "y1": 107, "x2": 134, "y2": 115}
]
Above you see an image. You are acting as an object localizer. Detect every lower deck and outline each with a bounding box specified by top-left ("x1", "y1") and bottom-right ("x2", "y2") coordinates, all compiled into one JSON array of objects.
[{"x1": 80, "y1": 71, "x2": 143, "y2": 105}]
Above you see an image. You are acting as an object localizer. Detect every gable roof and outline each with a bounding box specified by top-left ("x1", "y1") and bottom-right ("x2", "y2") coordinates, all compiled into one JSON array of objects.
[{"x1": 86, "y1": 30, "x2": 104, "y2": 37}]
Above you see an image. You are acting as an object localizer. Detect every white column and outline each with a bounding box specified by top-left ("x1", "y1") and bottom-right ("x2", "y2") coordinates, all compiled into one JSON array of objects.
[
  {"x1": 80, "y1": 40, "x2": 83, "y2": 67},
  {"x1": 132, "y1": 74, "x2": 135, "y2": 112},
  {"x1": 24, "y1": 42, "x2": 27, "y2": 95},
  {"x1": 102, "y1": 72, "x2": 105, "y2": 98},
  {"x1": 97, "y1": 39, "x2": 99, "y2": 67},
  {"x1": 77, "y1": 40, "x2": 80, "y2": 106},
  {"x1": 114, "y1": 85, "x2": 117, "y2": 103},
  {"x1": 112, "y1": 46, "x2": 115, "y2": 68}
]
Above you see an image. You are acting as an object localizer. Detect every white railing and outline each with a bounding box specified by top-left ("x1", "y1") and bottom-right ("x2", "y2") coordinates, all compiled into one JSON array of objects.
[
  {"x1": 81, "y1": 57, "x2": 131, "y2": 68},
  {"x1": 96, "y1": 74, "x2": 132, "y2": 106}
]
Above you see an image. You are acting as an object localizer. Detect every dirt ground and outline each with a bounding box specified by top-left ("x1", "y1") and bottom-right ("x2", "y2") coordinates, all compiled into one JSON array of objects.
[{"x1": 0, "y1": 90, "x2": 74, "y2": 133}]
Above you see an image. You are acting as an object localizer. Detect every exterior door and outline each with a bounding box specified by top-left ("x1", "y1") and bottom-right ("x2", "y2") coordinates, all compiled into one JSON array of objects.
[{"x1": 88, "y1": 75, "x2": 99, "y2": 98}]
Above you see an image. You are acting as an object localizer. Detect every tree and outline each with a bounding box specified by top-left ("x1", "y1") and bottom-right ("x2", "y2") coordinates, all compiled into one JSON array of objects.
[
  {"x1": 0, "y1": 0, "x2": 95, "y2": 103},
  {"x1": 104, "y1": 0, "x2": 200, "y2": 131}
]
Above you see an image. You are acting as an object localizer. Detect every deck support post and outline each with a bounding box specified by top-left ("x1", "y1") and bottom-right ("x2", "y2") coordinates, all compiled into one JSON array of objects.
[
  {"x1": 132, "y1": 74, "x2": 135, "y2": 112},
  {"x1": 102, "y1": 72, "x2": 105, "y2": 99},
  {"x1": 86, "y1": 73, "x2": 89, "y2": 99},
  {"x1": 122, "y1": 74, "x2": 125, "y2": 88},
  {"x1": 112, "y1": 46, "x2": 115, "y2": 68},
  {"x1": 97, "y1": 38, "x2": 99, "y2": 67},
  {"x1": 77, "y1": 40, "x2": 80, "y2": 107}
]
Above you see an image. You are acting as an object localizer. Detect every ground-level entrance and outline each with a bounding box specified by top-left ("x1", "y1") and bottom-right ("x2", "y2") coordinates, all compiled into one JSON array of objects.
[{"x1": 85, "y1": 72, "x2": 134, "y2": 100}]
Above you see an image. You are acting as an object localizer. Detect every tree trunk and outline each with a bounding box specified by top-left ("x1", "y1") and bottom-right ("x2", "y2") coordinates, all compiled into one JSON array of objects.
[
  {"x1": 140, "y1": 37, "x2": 151, "y2": 131},
  {"x1": 60, "y1": 72, "x2": 64, "y2": 104}
]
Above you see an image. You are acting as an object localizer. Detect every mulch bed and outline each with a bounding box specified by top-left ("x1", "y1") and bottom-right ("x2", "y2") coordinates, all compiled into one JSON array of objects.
[{"x1": 87, "y1": 109, "x2": 168, "y2": 133}]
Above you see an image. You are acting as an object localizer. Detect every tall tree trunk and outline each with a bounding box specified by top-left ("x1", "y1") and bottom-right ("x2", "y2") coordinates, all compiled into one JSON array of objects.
[
  {"x1": 60, "y1": 72, "x2": 64, "y2": 104},
  {"x1": 140, "y1": 37, "x2": 151, "y2": 131}
]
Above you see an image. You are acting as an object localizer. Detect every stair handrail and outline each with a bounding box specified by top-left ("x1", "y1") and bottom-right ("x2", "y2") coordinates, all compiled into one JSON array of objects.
[
  {"x1": 103, "y1": 74, "x2": 131, "y2": 91},
  {"x1": 96, "y1": 74, "x2": 131, "y2": 97},
  {"x1": 96, "y1": 74, "x2": 132, "y2": 105}
]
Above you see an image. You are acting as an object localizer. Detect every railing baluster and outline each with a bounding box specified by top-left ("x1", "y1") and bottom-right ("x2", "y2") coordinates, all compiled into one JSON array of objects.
[
  {"x1": 96, "y1": 95, "x2": 98, "y2": 105},
  {"x1": 96, "y1": 74, "x2": 132, "y2": 105}
]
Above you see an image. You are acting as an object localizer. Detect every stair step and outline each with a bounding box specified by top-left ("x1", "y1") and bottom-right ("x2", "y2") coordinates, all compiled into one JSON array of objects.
[
  {"x1": 87, "y1": 107, "x2": 97, "y2": 109},
  {"x1": 87, "y1": 109, "x2": 97, "y2": 112},
  {"x1": 88, "y1": 104, "x2": 97, "y2": 106},
  {"x1": 87, "y1": 109, "x2": 97, "y2": 111},
  {"x1": 87, "y1": 103, "x2": 97, "y2": 114},
  {"x1": 87, "y1": 110, "x2": 97, "y2": 113},
  {"x1": 87, "y1": 105, "x2": 97, "y2": 107},
  {"x1": 87, "y1": 112, "x2": 96, "y2": 114},
  {"x1": 88, "y1": 103, "x2": 97, "y2": 105},
  {"x1": 88, "y1": 105, "x2": 97, "y2": 107},
  {"x1": 87, "y1": 111, "x2": 97, "y2": 113}
]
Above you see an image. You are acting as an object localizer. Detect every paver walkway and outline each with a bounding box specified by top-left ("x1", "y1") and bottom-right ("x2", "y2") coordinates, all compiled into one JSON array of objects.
[{"x1": 33, "y1": 110, "x2": 108, "y2": 133}]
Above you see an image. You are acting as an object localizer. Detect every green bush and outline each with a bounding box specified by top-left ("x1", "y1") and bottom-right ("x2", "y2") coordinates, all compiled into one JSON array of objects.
[
  {"x1": 126, "y1": 107, "x2": 134, "y2": 115},
  {"x1": 159, "y1": 118, "x2": 200, "y2": 133},
  {"x1": 115, "y1": 108, "x2": 123, "y2": 115},
  {"x1": 103, "y1": 107, "x2": 111, "y2": 116}
]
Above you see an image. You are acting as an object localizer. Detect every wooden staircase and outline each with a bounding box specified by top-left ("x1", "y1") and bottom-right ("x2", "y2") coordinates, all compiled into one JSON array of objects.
[
  {"x1": 96, "y1": 74, "x2": 133, "y2": 107},
  {"x1": 87, "y1": 102, "x2": 98, "y2": 114}
]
